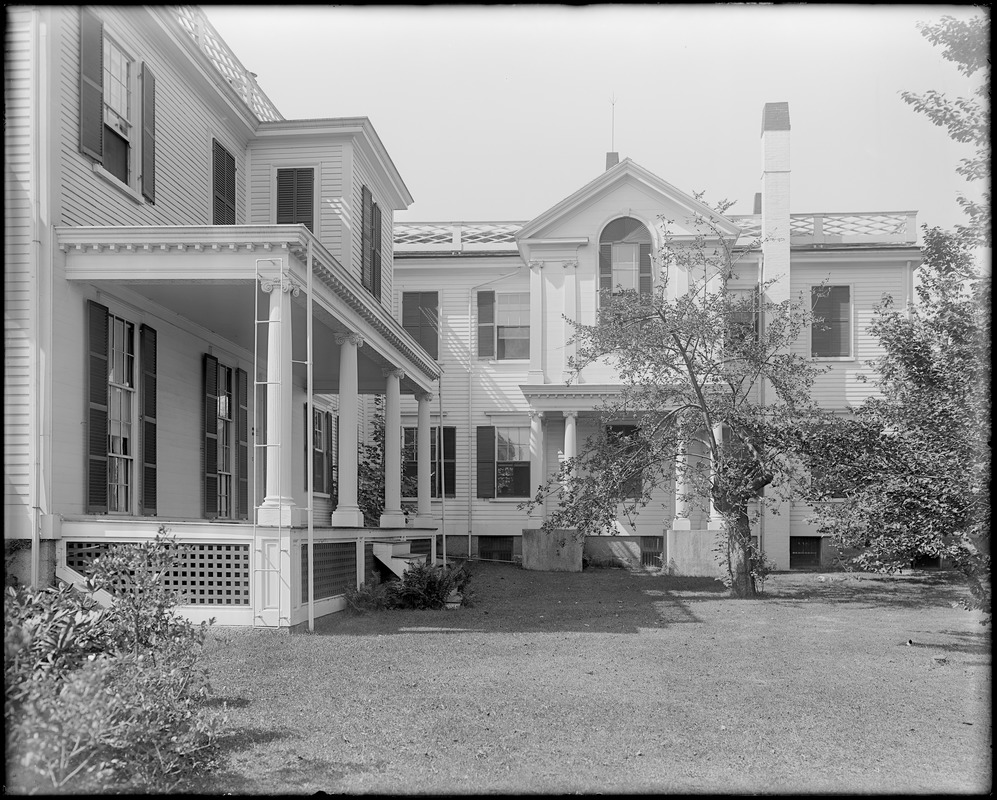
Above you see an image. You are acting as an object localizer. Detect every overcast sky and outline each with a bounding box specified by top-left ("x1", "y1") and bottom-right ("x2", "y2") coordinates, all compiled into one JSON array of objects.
[{"x1": 204, "y1": 5, "x2": 987, "y2": 237}]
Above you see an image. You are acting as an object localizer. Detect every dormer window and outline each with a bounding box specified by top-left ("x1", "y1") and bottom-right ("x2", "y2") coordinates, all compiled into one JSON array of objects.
[{"x1": 599, "y1": 216, "x2": 652, "y2": 301}]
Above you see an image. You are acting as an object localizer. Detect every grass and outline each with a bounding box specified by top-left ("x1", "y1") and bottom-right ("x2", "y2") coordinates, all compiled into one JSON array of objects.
[{"x1": 195, "y1": 563, "x2": 991, "y2": 795}]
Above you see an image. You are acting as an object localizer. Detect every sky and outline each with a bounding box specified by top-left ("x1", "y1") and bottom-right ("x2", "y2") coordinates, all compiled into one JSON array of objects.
[{"x1": 204, "y1": 5, "x2": 987, "y2": 238}]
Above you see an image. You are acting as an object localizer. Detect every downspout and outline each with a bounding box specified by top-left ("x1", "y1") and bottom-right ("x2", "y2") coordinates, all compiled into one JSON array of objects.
[
  {"x1": 306, "y1": 238, "x2": 314, "y2": 632},
  {"x1": 467, "y1": 266, "x2": 524, "y2": 558}
]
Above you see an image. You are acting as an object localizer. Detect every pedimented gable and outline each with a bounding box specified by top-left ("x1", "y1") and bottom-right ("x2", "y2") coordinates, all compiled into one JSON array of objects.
[{"x1": 516, "y1": 158, "x2": 740, "y2": 255}]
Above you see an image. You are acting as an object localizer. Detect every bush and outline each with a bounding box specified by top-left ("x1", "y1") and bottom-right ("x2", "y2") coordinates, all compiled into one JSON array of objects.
[
  {"x1": 345, "y1": 572, "x2": 393, "y2": 613},
  {"x1": 345, "y1": 561, "x2": 475, "y2": 612},
  {"x1": 4, "y1": 532, "x2": 223, "y2": 793}
]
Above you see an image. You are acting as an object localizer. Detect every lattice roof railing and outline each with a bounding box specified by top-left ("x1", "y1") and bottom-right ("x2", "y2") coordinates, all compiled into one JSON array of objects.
[
  {"x1": 731, "y1": 212, "x2": 917, "y2": 245},
  {"x1": 175, "y1": 6, "x2": 284, "y2": 123},
  {"x1": 394, "y1": 222, "x2": 526, "y2": 252}
]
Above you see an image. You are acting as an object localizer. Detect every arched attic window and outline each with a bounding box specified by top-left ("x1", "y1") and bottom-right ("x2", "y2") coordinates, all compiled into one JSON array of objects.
[{"x1": 599, "y1": 216, "x2": 653, "y2": 300}]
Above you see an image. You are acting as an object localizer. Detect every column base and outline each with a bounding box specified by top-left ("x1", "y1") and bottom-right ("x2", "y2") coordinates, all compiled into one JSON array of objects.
[
  {"x1": 379, "y1": 510, "x2": 408, "y2": 528},
  {"x1": 257, "y1": 504, "x2": 302, "y2": 527},
  {"x1": 671, "y1": 518, "x2": 693, "y2": 530},
  {"x1": 330, "y1": 507, "x2": 365, "y2": 528}
]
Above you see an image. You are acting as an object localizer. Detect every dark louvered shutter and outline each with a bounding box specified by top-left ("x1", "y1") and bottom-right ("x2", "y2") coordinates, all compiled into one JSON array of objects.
[
  {"x1": 599, "y1": 243, "x2": 613, "y2": 291},
  {"x1": 638, "y1": 243, "x2": 652, "y2": 297},
  {"x1": 203, "y1": 354, "x2": 219, "y2": 518},
  {"x1": 372, "y1": 202, "x2": 383, "y2": 301},
  {"x1": 212, "y1": 140, "x2": 236, "y2": 225},
  {"x1": 361, "y1": 185, "x2": 374, "y2": 291},
  {"x1": 140, "y1": 324, "x2": 157, "y2": 515},
  {"x1": 476, "y1": 426, "x2": 496, "y2": 499},
  {"x1": 79, "y1": 8, "x2": 103, "y2": 161},
  {"x1": 86, "y1": 301, "x2": 109, "y2": 513},
  {"x1": 236, "y1": 368, "x2": 249, "y2": 519},
  {"x1": 477, "y1": 291, "x2": 495, "y2": 358},
  {"x1": 325, "y1": 412, "x2": 335, "y2": 494},
  {"x1": 276, "y1": 168, "x2": 313, "y2": 231},
  {"x1": 442, "y1": 426, "x2": 456, "y2": 497},
  {"x1": 140, "y1": 63, "x2": 156, "y2": 203}
]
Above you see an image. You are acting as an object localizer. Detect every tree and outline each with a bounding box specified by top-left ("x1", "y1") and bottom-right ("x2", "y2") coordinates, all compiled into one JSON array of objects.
[
  {"x1": 900, "y1": 13, "x2": 990, "y2": 247},
  {"x1": 527, "y1": 203, "x2": 833, "y2": 598}
]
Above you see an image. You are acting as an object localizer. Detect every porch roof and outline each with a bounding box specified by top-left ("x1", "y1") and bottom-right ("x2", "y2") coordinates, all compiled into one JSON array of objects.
[{"x1": 56, "y1": 224, "x2": 442, "y2": 390}]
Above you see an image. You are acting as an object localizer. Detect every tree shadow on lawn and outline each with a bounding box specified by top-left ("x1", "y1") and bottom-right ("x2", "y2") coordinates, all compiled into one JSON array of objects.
[{"x1": 312, "y1": 561, "x2": 729, "y2": 637}]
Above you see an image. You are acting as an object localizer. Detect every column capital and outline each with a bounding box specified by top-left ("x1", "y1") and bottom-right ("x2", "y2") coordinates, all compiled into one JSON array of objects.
[
  {"x1": 528, "y1": 259, "x2": 544, "y2": 270},
  {"x1": 562, "y1": 259, "x2": 578, "y2": 269},
  {"x1": 335, "y1": 332, "x2": 365, "y2": 348},
  {"x1": 562, "y1": 410, "x2": 579, "y2": 420},
  {"x1": 528, "y1": 409, "x2": 544, "y2": 421},
  {"x1": 416, "y1": 391, "x2": 434, "y2": 404},
  {"x1": 383, "y1": 368, "x2": 406, "y2": 381},
  {"x1": 258, "y1": 271, "x2": 301, "y2": 296}
]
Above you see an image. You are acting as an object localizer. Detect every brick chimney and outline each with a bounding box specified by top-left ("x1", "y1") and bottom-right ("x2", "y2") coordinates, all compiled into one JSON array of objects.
[{"x1": 606, "y1": 152, "x2": 620, "y2": 170}]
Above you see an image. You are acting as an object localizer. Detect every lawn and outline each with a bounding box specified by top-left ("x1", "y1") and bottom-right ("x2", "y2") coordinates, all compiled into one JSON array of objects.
[{"x1": 197, "y1": 563, "x2": 991, "y2": 795}]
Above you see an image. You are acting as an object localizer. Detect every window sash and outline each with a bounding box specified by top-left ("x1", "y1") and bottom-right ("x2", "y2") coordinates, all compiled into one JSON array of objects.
[
  {"x1": 107, "y1": 315, "x2": 135, "y2": 513},
  {"x1": 495, "y1": 426, "x2": 530, "y2": 498},
  {"x1": 102, "y1": 35, "x2": 131, "y2": 139},
  {"x1": 402, "y1": 426, "x2": 456, "y2": 498},
  {"x1": 811, "y1": 286, "x2": 851, "y2": 358}
]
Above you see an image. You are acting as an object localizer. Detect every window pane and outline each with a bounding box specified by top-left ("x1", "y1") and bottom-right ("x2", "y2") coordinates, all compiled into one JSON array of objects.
[
  {"x1": 812, "y1": 286, "x2": 850, "y2": 357},
  {"x1": 612, "y1": 243, "x2": 639, "y2": 291},
  {"x1": 497, "y1": 327, "x2": 530, "y2": 360}
]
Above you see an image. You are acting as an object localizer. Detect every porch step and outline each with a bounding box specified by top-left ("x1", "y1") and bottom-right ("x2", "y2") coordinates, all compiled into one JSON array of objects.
[{"x1": 371, "y1": 541, "x2": 428, "y2": 579}]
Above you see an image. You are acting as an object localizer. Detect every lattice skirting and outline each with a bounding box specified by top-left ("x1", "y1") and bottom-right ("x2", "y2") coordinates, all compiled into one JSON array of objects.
[
  {"x1": 300, "y1": 541, "x2": 357, "y2": 602},
  {"x1": 64, "y1": 541, "x2": 252, "y2": 606}
]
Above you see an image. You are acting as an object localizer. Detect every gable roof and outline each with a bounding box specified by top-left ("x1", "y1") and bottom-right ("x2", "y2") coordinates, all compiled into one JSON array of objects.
[{"x1": 516, "y1": 157, "x2": 742, "y2": 241}]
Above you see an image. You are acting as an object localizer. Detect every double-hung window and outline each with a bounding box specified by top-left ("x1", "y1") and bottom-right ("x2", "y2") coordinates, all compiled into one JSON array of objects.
[
  {"x1": 477, "y1": 291, "x2": 530, "y2": 360},
  {"x1": 402, "y1": 426, "x2": 456, "y2": 498},
  {"x1": 79, "y1": 8, "x2": 156, "y2": 201},
  {"x1": 87, "y1": 301, "x2": 157, "y2": 516},
  {"x1": 306, "y1": 407, "x2": 336, "y2": 495},
  {"x1": 476, "y1": 426, "x2": 530, "y2": 498},
  {"x1": 811, "y1": 285, "x2": 852, "y2": 358},
  {"x1": 203, "y1": 354, "x2": 249, "y2": 520},
  {"x1": 402, "y1": 292, "x2": 439, "y2": 360},
  {"x1": 726, "y1": 287, "x2": 761, "y2": 348},
  {"x1": 607, "y1": 424, "x2": 642, "y2": 500}
]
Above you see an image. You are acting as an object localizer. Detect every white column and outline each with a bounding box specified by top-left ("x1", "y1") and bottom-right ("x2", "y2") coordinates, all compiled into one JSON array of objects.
[
  {"x1": 415, "y1": 392, "x2": 433, "y2": 521},
  {"x1": 380, "y1": 369, "x2": 406, "y2": 528},
  {"x1": 562, "y1": 410, "x2": 578, "y2": 482},
  {"x1": 526, "y1": 410, "x2": 545, "y2": 528},
  {"x1": 331, "y1": 333, "x2": 365, "y2": 528},
  {"x1": 527, "y1": 259, "x2": 545, "y2": 384},
  {"x1": 709, "y1": 423, "x2": 724, "y2": 529},
  {"x1": 672, "y1": 439, "x2": 692, "y2": 530},
  {"x1": 561, "y1": 260, "x2": 578, "y2": 383},
  {"x1": 257, "y1": 274, "x2": 298, "y2": 527}
]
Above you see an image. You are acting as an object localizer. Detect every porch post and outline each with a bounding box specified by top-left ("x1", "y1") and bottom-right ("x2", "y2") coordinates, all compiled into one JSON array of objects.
[
  {"x1": 257, "y1": 274, "x2": 298, "y2": 527},
  {"x1": 380, "y1": 369, "x2": 406, "y2": 527},
  {"x1": 415, "y1": 392, "x2": 433, "y2": 521},
  {"x1": 527, "y1": 260, "x2": 545, "y2": 384},
  {"x1": 526, "y1": 410, "x2": 544, "y2": 528},
  {"x1": 331, "y1": 333, "x2": 365, "y2": 528},
  {"x1": 709, "y1": 423, "x2": 725, "y2": 529},
  {"x1": 672, "y1": 438, "x2": 692, "y2": 530},
  {"x1": 562, "y1": 410, "x2": 578, "y2": 485}
]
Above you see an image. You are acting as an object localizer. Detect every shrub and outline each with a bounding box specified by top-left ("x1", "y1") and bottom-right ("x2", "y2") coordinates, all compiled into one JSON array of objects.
[
  {"x1": 4, "y1": 532, "x2": 223, "y2": 793},
  {"x1": 389, "y1": 561, "x2": 474, "y2": 610},
  {"x1": 345, "y1": 572, "x2": 393, "y2": 613}
]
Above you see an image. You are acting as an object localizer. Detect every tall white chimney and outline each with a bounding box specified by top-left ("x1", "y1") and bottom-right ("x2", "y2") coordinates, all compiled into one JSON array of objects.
[{"x1": 761, "y1": 102, "x2": 791, "y2": 302}]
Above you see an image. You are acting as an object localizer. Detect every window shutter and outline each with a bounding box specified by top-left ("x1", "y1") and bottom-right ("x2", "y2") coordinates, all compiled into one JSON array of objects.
[
  {"x1": 203, "y1": 354, "x2": 219, "y2": 518},
  {"x1": 325, "y1": 411, "x2": 336, "y2": 495},
  {"x1": 638, "y1": 243, "x2": 652, "y2": 297},
  {"x1": 443, "y1": 426, "x2": 456, "y2": 497},
  {"x1": 79, "y1": 8, "x2": 103, "y2": 162},
  {"x1": 599, "y1": 243, "x2": 613, "y2": 291},
  {"x1": 476, "y1": 426, "x2": 496, "y2": 499},
  {"x1": 276, "y1": 168, "x2": 313, "y2": 231},
  {"x1": 140, "y1": 63, "x2": 156, "y2": 203},
  {"x1": 361, "y1": 185, "x2": 373, "y2": 291},
  {"x1": 140, "y1": 324, "x2": 157, "y2": 516},
  {"x1": 372, "y1": 203, "x2": 383, "y2": 301},
  {"x1": 86, "y1": 301, "x2": 109, "y2": 514},
  {"x1": 477, "y1": 291, "x2": 495, "y2": 358},
  {"x1": 236, "y1": 368, "x2": 249, "y2": 519},
  {"x1": 213, "y1": 140, "x2": 236, "y2": 225}
]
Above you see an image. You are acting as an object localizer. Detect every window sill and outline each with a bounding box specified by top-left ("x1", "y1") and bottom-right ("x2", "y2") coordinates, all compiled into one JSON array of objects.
[
  {"x1": 479, "y1": 359, "x2": 531, "y2": 365},
  {"x1": 811, "y1": 356, "x2": 856, "y2": 362},
  {"x1": 486, "y1": 497, "x2": 530, "y2": 503},
  {"x1": 92, "y1": 163, "x2": 146, "y2": 205}
]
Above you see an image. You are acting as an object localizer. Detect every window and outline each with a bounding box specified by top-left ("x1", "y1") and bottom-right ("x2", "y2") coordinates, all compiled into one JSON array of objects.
[
  {"x1": 599, "y1": 216, "x2": 652, "y2": 300},
  {"x1": 306, "y1": 407, "x2": 336, "y2": 495},
  {"x1": 87, "y1": 301, "x2": 157, "y2": 515},
  {"x1": 476, "y1": 426, "x2": 530, "y2": 498},
  {"x1": 789, "y1": 537, "x2": 822, "y2": 569},
  {"x1": 79, "y1": 8, "x2": 155, "y2": 201},
  {"x1": 276, "y1": 168, "x2": 314, "y2": 232},
  {"x1": 726, "y1": 287, "x2": 761, "y2": 346},
  {"x1": 212, "y1": 140, "x2": 236, "y2": 225},
  {"x1": 361, "y1": 185, "x2": 382, "y2": 300},
  {"x1": 203, "y1": 354, "x2": 249, "y2": 519},
  {"x1": 607, "y1": 424, "x2": 642, "y2": 499},
  {"x1": 402, "y1": 292, "x2": 439, "y2": 360},
  {"x1": 811, "y1": 285, "x2": 852, "y2": 358},
  {"x1": 402, "y1": 426, "x2": 456, "y2": 498},
  {"x1": 477, "y1": 291, "x2": 530, "y2": 360}
]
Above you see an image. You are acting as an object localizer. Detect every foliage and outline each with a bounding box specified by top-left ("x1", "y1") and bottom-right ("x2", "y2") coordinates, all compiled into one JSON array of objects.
[
  {"x1": 346, "y1": 561, "x2": 474, "y2": 612},
  {"x1": 4, "y1": 538, "x2": 32, "y2": 587},
  {"x1": 5, "y1": 532, "x2": 223, "y2": 793},
  {"x1": 901, "y1": 13, "x2": 990, "y2": 246},
  {"x1": 800, "y1": 228, "x2": 990, "y2": 619},
  {"x1": 526, "y1": 201, "x2": 835, "y2": 597},
  {"x1": 355, "y1": 395, "x2": 419, "y2": 527}
]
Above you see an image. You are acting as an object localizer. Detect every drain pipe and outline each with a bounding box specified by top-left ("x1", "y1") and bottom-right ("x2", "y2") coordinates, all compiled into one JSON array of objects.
[{"x1": 467, "y1": 266, "x2": 524, "y2": 560}]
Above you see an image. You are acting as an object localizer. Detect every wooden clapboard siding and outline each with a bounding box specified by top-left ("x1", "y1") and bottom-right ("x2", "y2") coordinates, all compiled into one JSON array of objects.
[
  {"x1": 56, "y1": 7, "x2": 252, "y2": 229},
  {"x1": 790, "y1": 258, "x2": 910, "y2": 409},
  {"x1": 4, "y1": 7, "x2": 37, "y2": 539}
]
